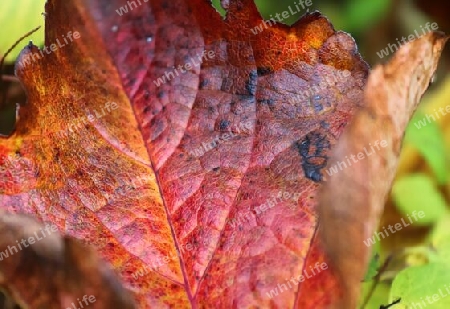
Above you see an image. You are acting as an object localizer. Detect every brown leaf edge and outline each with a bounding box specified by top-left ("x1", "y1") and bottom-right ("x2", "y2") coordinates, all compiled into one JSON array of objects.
[
  {"x1": 0, "y1": 212, "x2": 136, "y2": 309},
  {"x1": 318, "y1": 31, "x2": 448, "y2": 309}
]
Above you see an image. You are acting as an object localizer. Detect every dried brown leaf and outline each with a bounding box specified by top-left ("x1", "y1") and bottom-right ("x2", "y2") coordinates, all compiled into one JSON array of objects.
[
  {"x1": 319, "y1": 31, "x2": 448, "y2": 309},
  {"x1": 0, "y1": 213, "x2": 135, "y2": 308}
]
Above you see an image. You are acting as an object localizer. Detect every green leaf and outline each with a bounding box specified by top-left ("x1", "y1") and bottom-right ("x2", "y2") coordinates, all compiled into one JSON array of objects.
[
  {"x1": 360, "y1": 281, "x2": 392, "y2": 309},
  {"x1": 0, "y1": 0, "x2": 45, "y2": 62},
  {"x1": 390, "y1": 263, "x2": 450, "y2": 308},
  {"x1": 392, "y1": 174, "x2": 447, "y2": 225},
  {"x1": 405, "y1": 111, "x2": 448, "y2": 184},
  {"x1": 429, "y1": 214, "x2": 450, "y2": 262},
  {"x1": 431, "y1": 214, "x2": 450, "y2": 246},
  {"x1": 211, "y1": 0, "x2": 226, "y2": 17}
]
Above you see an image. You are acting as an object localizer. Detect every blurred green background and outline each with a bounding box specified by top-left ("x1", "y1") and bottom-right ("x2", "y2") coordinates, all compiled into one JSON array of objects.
[
  {"x1": 2, "y1": 0, "x2": 450, "y2": 308},
  {"x1": 0, "y1": 0, "x2": 45, "y2": 61}
]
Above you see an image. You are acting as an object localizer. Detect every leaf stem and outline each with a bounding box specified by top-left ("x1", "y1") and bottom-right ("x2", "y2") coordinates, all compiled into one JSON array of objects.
[
  {"x1": 360, "y1": 254, "x2": 393, "y2": 309},
  {"x1": 0, "y1": 26, "x2": 41, "y2": 109}
]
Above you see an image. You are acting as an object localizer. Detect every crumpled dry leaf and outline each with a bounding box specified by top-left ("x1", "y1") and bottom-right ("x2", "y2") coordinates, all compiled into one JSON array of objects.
[
  {"x1": 319, "y1": 31, "x2": 448, "y2": 309},
  {"x1": 0, "y1": 212, "x2": 135, "y2": 308}
]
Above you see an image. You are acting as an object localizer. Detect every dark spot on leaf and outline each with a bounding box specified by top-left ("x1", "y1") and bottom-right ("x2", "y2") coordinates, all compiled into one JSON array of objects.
[
  {"x1": 150, "y1": 117, "x2": 165, "y2": 136},
  {"x1": 257, "y1": 98, "x2": 274, "y2": 106},
  {"x1": 311, "y1": 94, "x2": 324, "y2": 112},
  {"x1": 199, "y1": 78, "x2": 209, "y2": 89},
  {"x1": 296, "y1": 132, "x2": 330, "y2": 182},
  {"x1": 246, "y1": 70, "x2": 257, "y2": 96},
  {"x1": 221, "y1": 77, "x2": 232, "y2": 92},
  {"x1": 257, "y1": 67, "x2": 272, "y2": 76},
  {"x1": 219, "y1": 119, "x2": 230, "y2": 130},
  {"x1": 320, "y1": 121, "x2": 329, "y2": 129}
]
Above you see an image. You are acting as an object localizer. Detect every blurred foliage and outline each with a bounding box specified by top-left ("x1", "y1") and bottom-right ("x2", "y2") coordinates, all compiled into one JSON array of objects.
[
  {"x1": 0, "y1": 0, "x2": 45, "y2": 61},
  {"x1": 2, "y1": 0, "x2": 450, "y2": 308},
  {"x1": 212, "y1": 0, "x2": 391, "y2": 37},
  {"x1": 392, "y1": 174, "x2": 446, "y2": 225},
  {"x1": 404, "y1": 111, "x2": 448, "y2": 184}
]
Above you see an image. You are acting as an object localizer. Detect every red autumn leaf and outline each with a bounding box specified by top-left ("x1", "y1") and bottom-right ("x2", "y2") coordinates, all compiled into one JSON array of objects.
[
  {"x1": 2, "y1": 0, "x2": 444, "y2": 308},
  {"x1": 73, "y1": 2, "x2": 366, "y2": 308}
]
